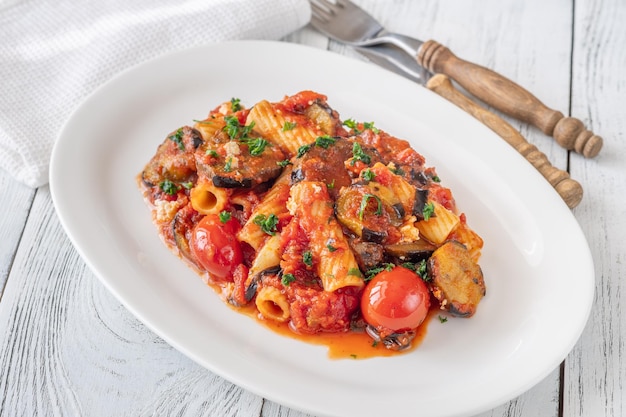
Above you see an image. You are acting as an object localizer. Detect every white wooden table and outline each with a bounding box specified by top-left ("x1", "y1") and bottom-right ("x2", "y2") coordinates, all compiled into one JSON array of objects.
[{"x1": 1, "y1": 0, "x2": 624, "y2": 415}]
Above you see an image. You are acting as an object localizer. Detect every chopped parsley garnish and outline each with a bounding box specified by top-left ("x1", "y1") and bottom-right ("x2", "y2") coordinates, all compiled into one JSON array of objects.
[
  {"x1": 159, "y1": 179, "x2": 179, "y2": 195},
  {"x1": 363, "y1": 121, "x2": 380, "y2": 133},
  {"x1": 401, "y1": 260, "x2": 429, "y2": 281},
  {"x1": 224, "y1": 157, "x2": 233, "y2": 172},
  {"x1": 401, "y1": 262, "x2": 417, "y2": 272},
  {"x1": 348, "y1": 268, "x2": 363, "y2": 278},
  {"x1": 302, "y1": 251, "x2": 313, "y2": 267},
  {"x1": 326, "y1": 243, "x2": 337, "y2": 252},
  {"x1": 282, "y1": 121, "x2": 297, "y2": 131},
  {"x1": 242, "y1": 122, "x2": 255, "y2": 137},
  {"x1": 277, "y1": 159, "x2": 292, "y2": 167},
  {"x1": 327, "y1": 180, "x2": 335, "y2": 189},
  {"x1": 365, "y1": 263, "x2": 395, "y2": 281},
  {"x1": 206, "y1": 149, "x2": 219, "y2": 157},
  {"x1": 253, "y1": 213, "x2": 279, "y2": 236},
  {"x1": 296, "y1": 136, "x2": 337, "y2": 158},
  {"x1": 358, "y1": 193, "x2": 382, "y2": 220},
  {"x1": 243, "y1": 137, "x2": 270, "y2": 156},
  {"x1": 432, "y1": 175, "x2": 441, "y2": 183},
  {"x1": 361, "y1": 169, "x2": 375, "y2": 181},
  {"x1": 168, "y1": 128, "x2": 185, "y2": 151},
  {"x1": 281, "y1": 273, "x2": 296, "y2": 286},
  {"x1": 351, "y1": 142, "x2": 371, "y2": 165},
  {"x1": 296, "y1": 144, "x2": 311, "y2": 158},
  {"x1": 193, "y1": 119, "x2": 215, "y2": 125},
  {"x1": 223, "y1": 115, "x2": 255, "y2": 141},
  {"x1": 314, "y1": 135, "x2": 336, "y2": 149},
  {"x1": 422, "y1": 201, "x2": 435, "y2": 221},
  {"x1": 223, "y1": 115, "x2": 241, "y2": 139},
  {"x1": 230, "y1": 97, "x2": 242, "y2": 112},
  {"x1": 219, "y1": 211, "x2": 232, "y2": 223},
  {"x1": 416, "y1": 259, "x2": 429, "y2": 281},
  {"x1": 343, "y1": 119, "x2": 379, "y2": 134},
  {"x1": 181, "y1": 182, "x2": 193, "y2": 190},
  {"x1": 343, "y1": 118, "x2": 358, "y2": 131},
  {"x1": 438, "y1": 315, "x2": 448, "y2": 323}
]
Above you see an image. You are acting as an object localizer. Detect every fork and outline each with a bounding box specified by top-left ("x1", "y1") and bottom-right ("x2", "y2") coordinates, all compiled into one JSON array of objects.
[
  {"x1": 309, "y1": 0, "x2": 602, "y2": 158},
  {"x1": 310, "y1": 0, "x2": 423, "y2": 57}
]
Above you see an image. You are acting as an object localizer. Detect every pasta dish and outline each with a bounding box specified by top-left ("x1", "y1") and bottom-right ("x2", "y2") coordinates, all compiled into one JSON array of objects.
[{"x1": 138, "y1": 91, "x2": 485, "y2": 356}]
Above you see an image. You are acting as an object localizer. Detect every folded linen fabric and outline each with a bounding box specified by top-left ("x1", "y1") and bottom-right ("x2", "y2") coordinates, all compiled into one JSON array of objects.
[{"x1": 0, "y1": 0, "x2": 311, "y2": 188}]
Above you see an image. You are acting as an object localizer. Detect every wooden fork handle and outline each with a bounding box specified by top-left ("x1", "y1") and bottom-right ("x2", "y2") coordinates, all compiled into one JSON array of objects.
[
  {"x1": 417, "y1": 40, "x2": 602, "y2": 158},
  {"x1": 426, "y1": 74, "x2": 583, "y2": 209}
]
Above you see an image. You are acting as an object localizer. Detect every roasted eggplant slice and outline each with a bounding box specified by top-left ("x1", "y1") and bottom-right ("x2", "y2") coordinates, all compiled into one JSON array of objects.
[
  {"x1": 212, "y1": 175, "x2": 253, "y2": 188},
  {"x1": 245, "y1": 266, "x2": 281, "y2": 302},
  {"x1": 196, "y1": 133, "x2": 286, "y2": 189},
  {"x1": 410, "y1": 169, "x2": 429, "y2": 186},
  {"x1": 366, "y1": 325, "x2": 416, "y2": 351},
  {"x1": 171, "y1": 203, "x2": 202, "y2": 262},
  {"x1": 412, "y1": 188, "x2": 429, "y2": 220},
  {"x1": 142, "y1": 126, "x2": 203, "y2": 187},
  {"x1": 349, "y1": 240, "x2": 385, "y2": 270},
  {"x1": 385, "y1": 240, "x2": 437, "y2": 262},
  {"x1": 335, "y1": 182, "x2": 403, "y2": 243},
  {"x1": 304, "y1": 102, "x2": 341, "y2": 135},
  {"x1": 361, "y1": 227, "x2": 386, "y2": 244},
  {"x1": 427, "y1": 241, "x2": 485, "y2": 317}
]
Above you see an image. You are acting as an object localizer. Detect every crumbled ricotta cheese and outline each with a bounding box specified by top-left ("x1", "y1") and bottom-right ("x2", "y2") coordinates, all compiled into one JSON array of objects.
[
  {"x1": 228, "y1": 156, "x2": 240, "y2": 169},
  {"x1": 398, "y1": 215, "x2": 421, "y2": 243},
  {"x1": 154, "y1": 199, "x2": 184, "y2": 223},
  {"x1": 223, "y1": 141, "x2": 241, "y2": 157}
]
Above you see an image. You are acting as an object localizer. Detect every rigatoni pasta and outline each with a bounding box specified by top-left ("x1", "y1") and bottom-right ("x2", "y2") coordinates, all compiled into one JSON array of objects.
[
  {"x1": 138, "y1": 90, "x2": 485, "y2": 356},
  {"x1": 246, "y1": 100, "x2": 319, "y2": 155},
  {"x1": 256, "y1": 286, "x2": 290, "y2": 322},
  {"x1": 237, "y1": 168, "x2": 291, "y2": 250},
  {"x1": 190, "y1": 179, "x2": 230, "y2": 215},
  {"x1": 415, "y1": 200, "x2": 461, "y2": 244},
  {"x1": 286, "y1": 181, "x2": 364, "y2": 292}
]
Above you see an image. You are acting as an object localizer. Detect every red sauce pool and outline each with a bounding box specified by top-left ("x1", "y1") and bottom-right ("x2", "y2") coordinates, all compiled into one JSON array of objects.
[{"x1": 232, "y1": 301, "x2": 437, "y2": 359}]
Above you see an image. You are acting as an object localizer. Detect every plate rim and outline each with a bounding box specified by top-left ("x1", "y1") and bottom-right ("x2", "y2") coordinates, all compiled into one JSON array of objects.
[{"x1": 49, "y1": 39, "x2": 595, "y2": 417}]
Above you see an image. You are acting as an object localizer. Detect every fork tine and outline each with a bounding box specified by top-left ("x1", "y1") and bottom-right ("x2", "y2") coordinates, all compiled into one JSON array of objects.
[
  {"x1": 310, "y1": 3, "x2": 333, "y2": 22},
  {"x1": 310, "y1": 0, "x2": 342, "y2": 15},
  {"x1": 310, "y1": 10, "x2": 329, "y2": 24},
  {"x1": 309, "y1": 0, "x2": 392, "y2": 49}
]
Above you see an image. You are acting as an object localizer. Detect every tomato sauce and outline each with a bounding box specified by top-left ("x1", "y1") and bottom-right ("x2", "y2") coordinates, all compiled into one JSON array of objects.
[{"x1": 233, "y1": 302, "x2": 436, "y2": 359}]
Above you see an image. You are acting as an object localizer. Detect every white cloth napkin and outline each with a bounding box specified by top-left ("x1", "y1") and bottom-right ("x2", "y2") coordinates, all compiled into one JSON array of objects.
[{"x1": 0, "y1": 0, "x2": 311, "y2": 188}]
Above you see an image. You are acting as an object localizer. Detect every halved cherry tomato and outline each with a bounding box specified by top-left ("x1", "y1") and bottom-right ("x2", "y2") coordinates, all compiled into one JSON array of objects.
[
  {"x1": 361, "y1": 266, "x2": 430, "y2": 332},
  {"x1": 190, "y1": 214, "x2": 242, "y2": 281}
]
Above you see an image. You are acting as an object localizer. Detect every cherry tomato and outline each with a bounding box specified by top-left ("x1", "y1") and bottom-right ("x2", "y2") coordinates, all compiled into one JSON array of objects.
[
  {"x1": 190, "y1": 214, "x2": 242, "y2": 280},
  {"x1": 361, "y1": 266, "x2": 430, "y2": 331}
]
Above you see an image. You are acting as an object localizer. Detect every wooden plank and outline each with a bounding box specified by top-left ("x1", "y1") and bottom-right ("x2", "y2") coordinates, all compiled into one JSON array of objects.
[
  {"x1": 0, "y1": 186, "x2": 263, "y2": 416},
  {"x1": 262, "y1": 400, "x2": 315, "y2": 417},
  {"x1": 0, "y1": 170, "x2": 35, "y2": 295},
  {"x1": 565, "y1": 0, "x2": 626, "y2": 416}
]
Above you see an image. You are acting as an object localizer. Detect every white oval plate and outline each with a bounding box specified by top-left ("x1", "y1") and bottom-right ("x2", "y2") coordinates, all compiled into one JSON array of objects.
[{"x1": 50, "y1": 40, "x2": 594, "y2": 417}]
